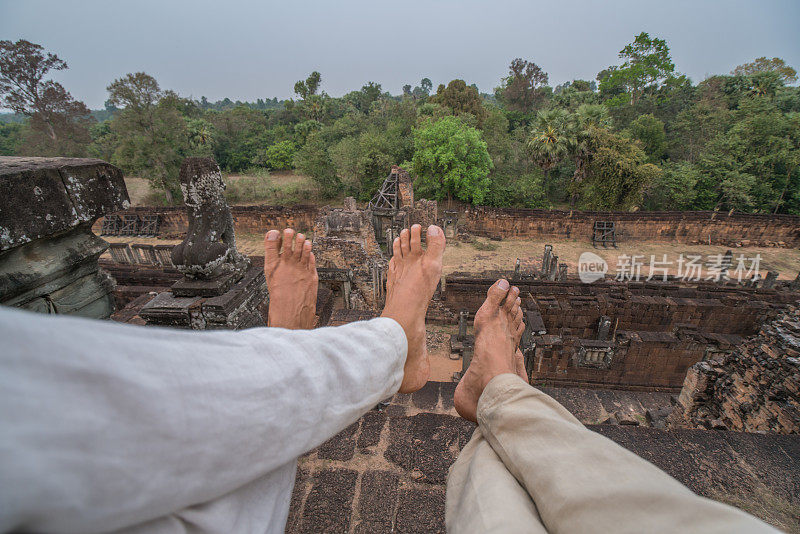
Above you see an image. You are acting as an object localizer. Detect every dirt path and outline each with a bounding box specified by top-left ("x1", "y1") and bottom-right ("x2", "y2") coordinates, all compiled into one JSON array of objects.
[{"x1": 445, "y1": 237, "x2": 800, "y2": 280}]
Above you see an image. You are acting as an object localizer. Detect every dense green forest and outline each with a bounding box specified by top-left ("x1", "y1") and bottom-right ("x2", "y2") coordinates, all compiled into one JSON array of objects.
[{"x1": 1, "y1": 35, "x2": 799, "y2": 213}]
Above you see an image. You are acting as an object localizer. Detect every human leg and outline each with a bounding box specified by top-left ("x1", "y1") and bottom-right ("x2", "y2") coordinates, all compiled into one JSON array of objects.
[
  {"x1": 0, "y1": 224, "x2": 446, "y2": 533},
  {"x1": 381, "y1": 223, "x2": 446, "y2": 393},
  {"x1": 446, "y1": 427, "x2": 546, "y2": 534},
  {"x1": 450, "y1": 280, "x2": 778, "y2": 534}
]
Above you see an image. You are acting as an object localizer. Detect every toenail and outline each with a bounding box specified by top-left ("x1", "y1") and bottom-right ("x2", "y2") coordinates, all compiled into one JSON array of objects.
[
  {"x1": 498, "y1": 279, "x2": 509, "y2": 290},
  {"x1": 427, "y1": 226, "x2": 440, "y2": 236},
  {"x1": 267, "y1": 231, "x2": 279, "y2": 241}
]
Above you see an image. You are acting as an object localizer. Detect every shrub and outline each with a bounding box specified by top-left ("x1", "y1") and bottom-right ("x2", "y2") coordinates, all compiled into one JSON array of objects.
[{"x1": 257, "y1": 140, "x2": 296, "y2": 170}]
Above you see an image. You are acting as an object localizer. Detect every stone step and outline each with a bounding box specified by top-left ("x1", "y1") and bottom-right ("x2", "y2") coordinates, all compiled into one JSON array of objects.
[{"x1": 288, "y1": 409, "x2": 800, "y2": 533}]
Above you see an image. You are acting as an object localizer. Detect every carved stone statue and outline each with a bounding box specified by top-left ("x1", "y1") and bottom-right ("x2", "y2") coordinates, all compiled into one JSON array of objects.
[{"x1": 171, "y1": 157, "x2": 249, "y2": 278}]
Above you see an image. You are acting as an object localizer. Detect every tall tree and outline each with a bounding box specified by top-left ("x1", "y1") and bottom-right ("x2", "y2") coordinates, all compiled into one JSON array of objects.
[
  {"x1": 578, "y1": 127, "x2": 660, "y2": 210},
  {"x1": 526, "y1": 109, "x2": 572, "y2": 187},
  {"x1": 694, "y1": 97, "x2": 800, "y2": 213},
  {"x1": 107, "y1": 72, "x2": 162, "y2": 111},
  {"x1": 408, "y1": 77, "x2": 433, "y2": 100},
  {"x1": 107, "y1": 73, "x2": 190, "y2": 204},
  {"x1": 569, "y1": 104, "x2": 612, "y2": 204},
  {"x1": 430, "y1": 79, "x2": 487, "y2": 126},
  {"x1": 412, "y1": 116, "x2": 492, "y2": 205},
  {"x1": 345, "y1": 82, "x2": 383, "y2": 113},
  {"x1": 293, "y1": 71, "x2": 327, "y2": 121},
  {"x1": 0, "y1": 39, "x2": 92, "y2": 156},
  {"x1": 626, "y1": 113, "x2": 666, "y2": 163},
  {"x1": 293, "y1": 71, "x2": 321, "y2": 100},
  {"x1": 732, "y1": 57, "x2": 797, "y2": 85},
  {"x1": 420, "y1": 78, "x2": 433, "y2": 95},
  {"x1": 598, "y1": 32, "x2": 676, "y2": 106},
  {"x1": 499, "y1": 58, "x2": 549, "y2": 114}
]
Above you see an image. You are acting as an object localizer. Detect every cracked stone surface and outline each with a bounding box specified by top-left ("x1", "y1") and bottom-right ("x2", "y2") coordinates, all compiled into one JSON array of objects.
[
  {"x1": 0, "y1": 157, "x2": 128, "y2": 251},
  {"x1": 0, "y1": 157, "x2": 129, "y2": 318},
  {"x1": 287, "y1": 383, "x2": 800, "y2": 533}
]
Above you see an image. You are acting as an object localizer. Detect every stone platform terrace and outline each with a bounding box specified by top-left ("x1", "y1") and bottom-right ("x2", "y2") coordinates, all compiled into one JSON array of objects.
[{"x1": 287, "y1": 382, "x2": 800, "y2": 533}]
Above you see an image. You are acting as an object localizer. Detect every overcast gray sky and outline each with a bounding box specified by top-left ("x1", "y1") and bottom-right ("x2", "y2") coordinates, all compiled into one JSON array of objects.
[{"x1": 1, "y1": 0, "x2": 799, "y2": 109}]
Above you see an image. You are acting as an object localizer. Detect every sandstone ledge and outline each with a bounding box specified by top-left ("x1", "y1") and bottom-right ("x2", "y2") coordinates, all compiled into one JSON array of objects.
[{"x1": 0, "y1": 157, "x2": 129, "y2": 251}]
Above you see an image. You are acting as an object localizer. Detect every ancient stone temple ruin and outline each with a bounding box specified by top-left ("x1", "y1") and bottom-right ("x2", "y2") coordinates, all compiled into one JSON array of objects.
[
  {"x1": 139, "y1": 158, "x2": 267, "y2": 329},
  {"x1": 309, "y1": 167, "x2": 440, "y2": 314},
  {"x1": 0, "y1": 157, "x2": 129, "y2": 318},
  {"x1": 669, "y1": 304, "x2": 800, "y2": 433},
  {"x1": 5, "y1": 156, "x2": 798, "y2": 531}
]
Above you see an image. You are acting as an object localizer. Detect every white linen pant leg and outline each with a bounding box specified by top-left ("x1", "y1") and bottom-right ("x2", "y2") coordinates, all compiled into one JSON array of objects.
[
  {"x1": 111, "y1": 461, "x2": 297, "y2": 534},
  {"x1": 0, "y1": 307, "x2": 407, "y2": 534},
  {"x1": 446, "y1": 374, "x2": 778, "y2": 534}
]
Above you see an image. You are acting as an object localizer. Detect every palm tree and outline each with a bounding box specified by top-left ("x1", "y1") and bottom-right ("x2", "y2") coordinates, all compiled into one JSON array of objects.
[
  {"x1": 188, "y1": 119, "x2": 214, "y2": 149},
  {"x1": 574, "y1": 104, "x2": 611, "y2": 129},
  {"x1": 526, "y1": 109, "x2": 571, "y2": 189},
  {"x1": 568, "y1": 104, "x2": 612, "y2": 206}
]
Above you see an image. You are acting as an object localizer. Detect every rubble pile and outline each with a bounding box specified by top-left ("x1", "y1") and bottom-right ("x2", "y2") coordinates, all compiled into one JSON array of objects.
[{"x1": 669, "y1": 304, "x2": 800, "y2": 433}]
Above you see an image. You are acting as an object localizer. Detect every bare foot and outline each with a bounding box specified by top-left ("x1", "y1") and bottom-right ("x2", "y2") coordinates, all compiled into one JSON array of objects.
[
  {"x1": 264, "y1": 228, "x2": 319, "y2": 329},
  {"x1": 381, "y1": 224, "x2": 446, "y2": 393},
  {"x1": 454, "y1": 279, "x2": 526, "y2": 422}
]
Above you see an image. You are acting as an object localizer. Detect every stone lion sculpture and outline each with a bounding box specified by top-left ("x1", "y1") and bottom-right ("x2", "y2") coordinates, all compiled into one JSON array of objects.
[{"x1": 171, "y1": 157, "x2": 249, "y2": 278}]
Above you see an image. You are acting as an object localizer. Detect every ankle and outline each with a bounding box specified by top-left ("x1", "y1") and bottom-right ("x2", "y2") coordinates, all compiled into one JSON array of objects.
[{"x1": 477, "y1": 361, "x2": 515, "y2": 390}]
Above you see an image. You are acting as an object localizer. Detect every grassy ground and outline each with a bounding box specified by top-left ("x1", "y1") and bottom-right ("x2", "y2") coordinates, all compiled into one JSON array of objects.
[{"x1": 124, "y1": 171, "x2": 340, "y2": 207}]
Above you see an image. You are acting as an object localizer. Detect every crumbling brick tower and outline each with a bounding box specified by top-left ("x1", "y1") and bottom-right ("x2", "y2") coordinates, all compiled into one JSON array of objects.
[
  {"x1": 368, "y1": 166, "x2": 438, "y2": 251},
  {"x1": 312, "y1": 200, "x2": 387, "y2": 311}
]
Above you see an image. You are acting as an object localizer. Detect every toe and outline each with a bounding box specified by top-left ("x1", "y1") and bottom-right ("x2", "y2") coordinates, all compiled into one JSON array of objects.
[
  {"x1": 400, "y1": 228, "x2": 410, "y2": 257},
  {"x1": 392, "y1": 236, "x2": 402, "y2": 261},
  {"x1": 425, "y1": 225, "x2": 446, "y2": 260},
  {"x1": 503, "y1": 286, "x2": 520, "y2": 313},
  {"x1": 486, "y1": 279, "x2": 510, "y2": 307},
  {"x1": 410, "y1": 224, "x2": 422, "y2": 255},
  {"x1": 512, "y1": 307, "x2": 524, "y2": 330},
  {"x1": 264, "y1": 230, "x2": 281, "y2": 270},
  {"x1": 293, "y1": 233, "x2": 305, "y2": 260},
  {"x1": 301, "y1": 239, "x2": 312, "y2": 266},
  {"x1": 309, "y1": 252, "x2": 318, "y2": 280},
  {"x1": 282, "y1": 228, "x2": 296, "y2": 257}
]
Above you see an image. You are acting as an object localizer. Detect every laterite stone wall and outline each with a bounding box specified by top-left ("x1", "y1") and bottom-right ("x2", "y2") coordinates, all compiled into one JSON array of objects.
[{"x1": 462, "y1": 206, "x2": 800, "y2": 245}]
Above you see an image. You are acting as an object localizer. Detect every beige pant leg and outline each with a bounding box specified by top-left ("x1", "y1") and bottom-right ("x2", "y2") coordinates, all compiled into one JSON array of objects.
[
  {"x1": 446, "y1": 427, "x2": 547, "y2": 534},
  {"x1": 472, "y1": 374, "x2": 778, "y2": 534}
]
